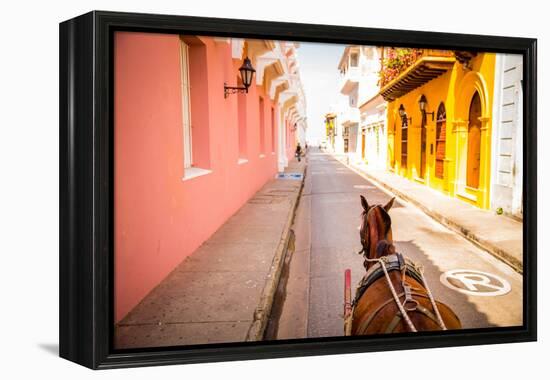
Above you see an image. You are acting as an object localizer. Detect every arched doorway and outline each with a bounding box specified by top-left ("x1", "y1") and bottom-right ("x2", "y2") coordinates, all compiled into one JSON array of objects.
[
  {"x1": 467, "y1": 92, "x2": 482, "y2": 188},
  {"x1": 435, "y1": 103, "x2": 446, "y2": 179},
  {"x1": 420, "y1": 109, "x2": 427, "y2": 179}
]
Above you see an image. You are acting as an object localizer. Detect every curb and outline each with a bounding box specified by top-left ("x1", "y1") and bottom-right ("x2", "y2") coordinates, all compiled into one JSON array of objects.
[
  {"x1": 333, "y1": 155, "x2": 523, "y2": 274},
  {"x1": 245, "y1": 164, "x2": 307, "y2": 341}
]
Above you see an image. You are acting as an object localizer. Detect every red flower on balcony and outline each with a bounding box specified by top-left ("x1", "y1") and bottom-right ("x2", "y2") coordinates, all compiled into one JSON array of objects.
[{"x1": 378, "y1": 48, "x2": 423, "y2": 87}]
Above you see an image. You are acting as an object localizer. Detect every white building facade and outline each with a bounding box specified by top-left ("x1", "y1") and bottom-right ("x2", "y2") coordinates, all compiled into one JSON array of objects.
[
  {"x1": 336, "y1": 46, "x2": 385, "y2": 164},
  {"x1": 359, "y1": 94, "x2": 387, "y2": 169},
  {"x1": 254, "y1": 41, "x2": 308, "y2": 171},
  {"x1": 490, "y1": 53, "x2": 523, "y2": 219}
]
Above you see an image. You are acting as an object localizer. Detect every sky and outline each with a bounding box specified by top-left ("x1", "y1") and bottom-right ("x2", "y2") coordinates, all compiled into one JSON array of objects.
[{"x1": 296, "y1": 42, "x2": 346, "y2": 145}]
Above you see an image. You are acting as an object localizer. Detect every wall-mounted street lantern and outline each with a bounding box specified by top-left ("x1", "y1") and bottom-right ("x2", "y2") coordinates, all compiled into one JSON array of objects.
[
  {"x1": 224, "y1": 57, "x2": 256, "y2": 98},
  {"x1": 418, "y1": 95, "x2": 435, "y2": 121},
  {"x1": 398, "y1": 104, "x2": 412, "y2": 125}
]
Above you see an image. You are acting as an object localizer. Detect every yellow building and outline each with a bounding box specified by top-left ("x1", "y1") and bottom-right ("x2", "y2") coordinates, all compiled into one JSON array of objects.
[
  {"x1": 380, "y1": 49, "x2": 496, "y2": 209},
  {"x1": 325, "y1": 112, "x2": 336, "y2": 151}
]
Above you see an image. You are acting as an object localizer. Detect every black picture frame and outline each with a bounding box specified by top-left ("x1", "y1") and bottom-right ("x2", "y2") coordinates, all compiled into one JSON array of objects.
[{"x1": 59, "y1": 10, "x2": 537, "y2": 369}]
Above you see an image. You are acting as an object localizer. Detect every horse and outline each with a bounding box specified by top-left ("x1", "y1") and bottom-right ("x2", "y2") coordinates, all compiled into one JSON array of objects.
[{"x1": 345, "y1": 195, "x2": 461, "y2": 335}]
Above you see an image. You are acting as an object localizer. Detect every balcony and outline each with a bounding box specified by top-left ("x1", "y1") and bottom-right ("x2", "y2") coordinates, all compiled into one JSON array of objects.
[
  {"x1": 339, "y1": 65, "x2": 360, "y2": 94},
  {"x1": 339, "y1": 106, "x2": 360, "y2": 126},
  {"x1": 378, "y1": 49, "x2": 456, "y2": 101}
]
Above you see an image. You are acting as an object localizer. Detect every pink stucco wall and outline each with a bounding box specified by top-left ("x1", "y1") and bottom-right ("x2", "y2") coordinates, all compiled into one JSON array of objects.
[{"x1": 114, "y1": 32, "x2": 280, "y2": 322}]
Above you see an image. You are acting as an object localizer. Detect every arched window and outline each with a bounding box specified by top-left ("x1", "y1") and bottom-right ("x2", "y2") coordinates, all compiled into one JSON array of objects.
[
  {"x1": 419, "y1": 105, "x2": 427, "y2": 179},
  {"x1": 467, "y1": 92, "x2": 482, "y2": 188},
  {"x1": 435, "y1": 103, "x2": 446, "y2": 179}
]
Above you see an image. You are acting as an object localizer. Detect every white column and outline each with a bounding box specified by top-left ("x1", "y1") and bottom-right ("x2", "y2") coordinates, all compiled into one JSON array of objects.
[{"x1": 278, "y1": 108, "x2": 288, "y2": 171}]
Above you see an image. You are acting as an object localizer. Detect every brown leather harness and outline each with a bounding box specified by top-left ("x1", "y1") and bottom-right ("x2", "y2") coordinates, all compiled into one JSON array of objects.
[
  {"x1": 349, "y1": 204, "x2": 448, "y2": 334},
  {"x1": 355, "y1": 290, "x2": 444, "y2": 334},
  {"x1": 351, "y1": 251, "x2": 447, "y2": 334}
]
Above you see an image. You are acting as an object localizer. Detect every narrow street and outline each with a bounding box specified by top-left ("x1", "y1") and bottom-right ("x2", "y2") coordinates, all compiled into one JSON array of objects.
[
  {"x1": 109, "y1": 37, "x2": 527, "y2": 348},
  {"x1": 267, "y1": 148, "x2": 522, "y2": 340}
]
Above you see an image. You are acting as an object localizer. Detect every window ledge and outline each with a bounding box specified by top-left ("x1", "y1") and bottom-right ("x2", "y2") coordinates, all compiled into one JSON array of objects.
[
  {"x1": 237, "y1": 158, "x2": 249, "y2": 165},
  {"x1": 259, "y1": 154, "x2": 266, "y2": 158},
  {"x1": 457, "y1": 191, "x2": 477, "y2": 202},
  {"x1": 182, "y1": 167, "x2": 212, "y2": 181}
]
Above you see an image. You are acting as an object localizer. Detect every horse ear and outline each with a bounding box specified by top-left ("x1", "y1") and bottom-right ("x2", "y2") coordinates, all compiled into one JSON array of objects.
[
  {"x1": 360, "y1": 195, "x2": 369, "y2": 211},
  {"x1": 383, "y1": 197, "x2": 395, "y2": 212}
]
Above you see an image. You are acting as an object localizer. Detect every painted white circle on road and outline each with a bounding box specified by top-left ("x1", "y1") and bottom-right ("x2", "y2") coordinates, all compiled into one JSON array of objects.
[{"x1": 440, "y1": 269, "x2": 511, "y2": 297}]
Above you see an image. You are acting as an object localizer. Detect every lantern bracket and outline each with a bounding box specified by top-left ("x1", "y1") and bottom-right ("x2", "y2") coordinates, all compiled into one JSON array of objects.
[
  {"x1": 224, "y1": 56, "x2": 255, "y2": 99},
  {"x1": 224, "y1": 84, "x2": 249, "y2": 98}
]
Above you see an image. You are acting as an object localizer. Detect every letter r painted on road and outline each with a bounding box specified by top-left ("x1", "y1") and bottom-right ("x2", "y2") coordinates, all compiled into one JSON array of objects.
[{"x1": 440, "y1": 269, "x2": 511, "y2": 297}]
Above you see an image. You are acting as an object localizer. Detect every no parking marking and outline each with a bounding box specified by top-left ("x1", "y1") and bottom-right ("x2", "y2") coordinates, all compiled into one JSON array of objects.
[{"x1": 440, "y1": 269, "x2": 511, "y2": 296}]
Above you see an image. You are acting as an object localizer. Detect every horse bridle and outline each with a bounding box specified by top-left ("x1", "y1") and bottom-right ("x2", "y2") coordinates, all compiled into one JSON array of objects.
[{"x1": 358, "y1": 205, "x2": 389, "y2": 258}]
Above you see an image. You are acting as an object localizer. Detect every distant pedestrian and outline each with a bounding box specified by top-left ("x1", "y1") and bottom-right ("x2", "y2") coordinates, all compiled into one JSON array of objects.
[{"x1": 295, "y1": 143, "x2": 302, "y2": 162}]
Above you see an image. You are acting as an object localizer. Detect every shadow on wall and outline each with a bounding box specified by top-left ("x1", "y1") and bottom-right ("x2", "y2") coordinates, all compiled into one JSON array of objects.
[{"x1": 393, "y1": 239, "x2": 495, "y2": 329}]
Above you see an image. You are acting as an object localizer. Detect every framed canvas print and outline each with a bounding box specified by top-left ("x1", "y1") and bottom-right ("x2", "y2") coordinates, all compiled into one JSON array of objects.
[{"x1": 59, "y1": 10, "x2": 537, "y2": 369}]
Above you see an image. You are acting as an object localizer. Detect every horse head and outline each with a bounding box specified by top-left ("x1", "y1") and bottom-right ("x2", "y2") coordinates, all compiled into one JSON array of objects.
[{"x1": 359, "y1": 195, "x2": 395, "y2": 269}]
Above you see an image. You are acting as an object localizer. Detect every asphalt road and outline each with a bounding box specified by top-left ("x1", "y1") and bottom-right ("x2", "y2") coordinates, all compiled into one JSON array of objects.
[{"x1": 267, "y1": 148, "x2": 522, "y2": 340}]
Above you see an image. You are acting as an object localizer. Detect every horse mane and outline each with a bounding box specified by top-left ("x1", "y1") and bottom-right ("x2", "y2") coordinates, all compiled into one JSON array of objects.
[{"x1": 375, "y1": 239, "x2": 395, "y2": 258}]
